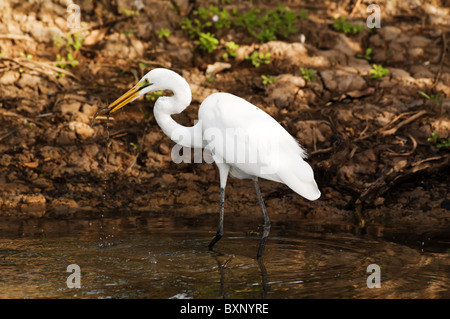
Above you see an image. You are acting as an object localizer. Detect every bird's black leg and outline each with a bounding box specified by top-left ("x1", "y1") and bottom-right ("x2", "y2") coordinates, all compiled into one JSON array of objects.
[
  {"x1": 208, "y1": 187, "x2": 225, "y2": 250},
  {"x1": 253, "y1": 178, "x2": 271, "y2": 258}
]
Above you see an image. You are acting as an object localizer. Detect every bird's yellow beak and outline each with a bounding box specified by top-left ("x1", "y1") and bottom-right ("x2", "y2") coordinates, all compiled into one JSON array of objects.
[
  {"x1": 105, "y1": 79, "x2": 152, "y2": 115},
  {"x1": 107, "y1": 85, "x2": 140, "y2": 114}
]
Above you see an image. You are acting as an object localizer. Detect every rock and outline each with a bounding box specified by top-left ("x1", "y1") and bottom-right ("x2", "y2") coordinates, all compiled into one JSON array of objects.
[
  {"x1": 85, "y1": 144, "x2": 99, "y2": 157},
  {"x1": 16, "y1": 73, "x2": 42, "y2": 88},
  {"x1": 333, "y1": 34, "x2": 363, "y2": 57},
  {"x1": 81, "y1": 104, "x2": 99, "y2": 117},
  {"x1": 161, "y1": 173, "x2": 176, "y2": 185},
  {"x1": 56, "y1": 130, "x2": 77, "y2": 145},
  {"x1": 409, "y1": 35, "x2": 432, "y2": 48},
  {"x1": 0, "y1": 71, "x2": 20, "y2": 85},
  {"x1": 68, "y1": 121, "x2": 95, "y2": 140},
  {"x1": 57, "y1": 101, "x2": 81, "y2": 114},
  {"x1": 408, "y1": 47, "x2": 424, "y2": 59},
  {"x1": 409, "y1": 65, "x2": 435, "y2": 79},
  {"x1": 159, "y1": 143, "x2": 170, "y2": 155},
  {"x1": 39, "y1": 146, "x2": 62, "y2": 161},
  {"x1": 269, "y1": 74, "x2": 305, "y2": 107},
  {"x1": 49, "y1": 199, "x2": 79, "y2": 218},
  {"x1": 320, "y1": 70, "x2": 366, "y2": 94},
  {"x1": 390, "y1": 68, "x2": 415, "y2": 83},
  {"x1": 30, "y1": 24, "x2": 64, "y2": 43},
  {"x1": 83, "y1": 29, "x2": 107, "y2": 46},
  {"x1": 20, "y1": 194, "x2": 46, "y2": 217},
  {"x1": 379, "y1": 26, "x2": 402, "y2": 42},
  {"x1": 205, "y1": 62, "x2": 231, "y2": 78},
  {"x1": 32, "y1": 177, "x2": 53, "y2": 189},
  {"x1": 103, "y1": 33, "x2": 145, "y2": 59},
  {"x1": 294, "y1": 120, "x2": 333, "y2": 148}
]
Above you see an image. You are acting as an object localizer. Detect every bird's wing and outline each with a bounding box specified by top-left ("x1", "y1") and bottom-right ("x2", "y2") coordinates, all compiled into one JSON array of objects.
[{"x1": 199, "y1": 93, "x2": 308, "y2": 182}]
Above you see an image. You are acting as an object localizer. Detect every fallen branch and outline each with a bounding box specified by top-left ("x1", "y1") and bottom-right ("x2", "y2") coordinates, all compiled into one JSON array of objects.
[
  {"x1": 0, "y1": 57, "x2": 81, "y2": 81},
  {"x1": 0, "y1": 34, "x2": 34, "y2": 41},
  {"x1": 385, "y1": 134, "x2": 417, "y2": 157},
  {"x1": 378, "y1": 110, "x2": 427, "y2": 137},
  {"x1": 356, "y1": 155, "x2": 449, "y2": 206},
  {"x1": 355, "y1": 110, "x2": 427, "y2": 141}
]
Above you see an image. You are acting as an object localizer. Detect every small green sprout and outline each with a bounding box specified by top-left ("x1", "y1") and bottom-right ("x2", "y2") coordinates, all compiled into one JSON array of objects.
[
  {"x1": 428, "y1": 133, "x2": 450, "y2": 149},
  {"x1": 261, "y1": 75, "x2": 277, "y2": 85},
  {"x1": 157, "y1": 28, "x2": 171, "y2": 39},
  {"x1": 222, "y1": 41, "x2": 239, "y2": 60},
  {"x1": 357, "y1": 48, "x2": 372, "y2": 61},
  {"x1": 418, "y1": 90, "x2": 443, "y2": 107},
  {"x1": 19, "y1": 52, "x2": 33, "y2": 59},
  {"x1": 129, "y1": 142, "x2": 142, "y2": 153},
  {"x1": 369, "y1": 64, "x2": 389, "y2": 79},
  {"x1": 66, "y1": 31, "x2": 84, "y2": 51},
  {"x1": 333, "y1": 17, "x2": 365, "y2": 34},
  {"x1": 300, "y1": 67, "x2": 316, "y2": 82},
  {"x1": 53, "y1": 31, "x2": 83, "y2": 77},
  {"x1": 123, "y1": 8, "x2": 140, "y2": 17},
  {"x1": 195, "y1": 5, "x2": 231, "y2": 29},
  {"x1": 197, "y1": 32, "x2": 219, "y2": 52},
  {"x1": 246, "y1": 51, "x2": 271, "y2": 67},
  {"x1": 145, "y1": 91, "x2": 164, "y2": 102},
  {"x1": 55, "y1": 53, "x2": 79, "y2": 77},
  {"x1": 234, "y1": 5, "x2": 307, "y2": 43}
]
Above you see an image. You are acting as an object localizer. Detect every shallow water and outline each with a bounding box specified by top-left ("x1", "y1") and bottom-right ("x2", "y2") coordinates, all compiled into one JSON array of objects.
[{"x1": 0, "y1": 213, "x2": 449, "y2": 299}]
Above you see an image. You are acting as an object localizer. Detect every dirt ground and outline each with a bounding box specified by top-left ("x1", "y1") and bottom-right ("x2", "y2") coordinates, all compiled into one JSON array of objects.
[{"x1": 0, "y1": 0, "x2": 449, "y2": 242}]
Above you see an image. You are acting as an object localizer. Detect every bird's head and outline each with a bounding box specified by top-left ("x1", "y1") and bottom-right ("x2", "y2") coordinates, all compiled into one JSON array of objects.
[{"x1": 94, "y1": 68, "x2": 191, "y2": 119}]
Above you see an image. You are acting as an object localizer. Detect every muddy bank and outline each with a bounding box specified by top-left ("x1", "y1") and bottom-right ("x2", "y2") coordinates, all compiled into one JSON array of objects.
[{"x1": 0, "y1": 0, "x2": 449, "y2": 241}]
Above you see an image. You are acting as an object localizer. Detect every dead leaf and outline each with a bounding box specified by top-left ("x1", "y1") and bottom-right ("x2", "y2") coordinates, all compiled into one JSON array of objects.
[{"x1": 23, "y1": 162, "x2": 39, "y2": 168}]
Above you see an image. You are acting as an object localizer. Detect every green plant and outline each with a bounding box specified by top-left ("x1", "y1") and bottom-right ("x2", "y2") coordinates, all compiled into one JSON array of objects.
[
  {"x1": 180, "y1": 5, "x2": 231, "y2": 37},
  {"x1": 195, "y1": 5, "x2": 231, "y2": 29},
  {"x1": 357, "y1": 48, "x2": 372, "y2": 61},
  {"x1": 428, "y1": 133, "x2": 450, "y2": 149},
  {"x1": 19, "y1": 52, "x2": 33, "y2": 59},
  {"x1": 222, "y1": 41, "x2": 239, "y2": 59},
  {"x1": 418, "y1": 90, "x2": 443, "y2": 107},
  {"x1": 157, "y1": 28, "x2": 171, "y2": 39},
  {"x1": 122, "y1": 8, "x2": 140, "y2": 17},
  {"x1": 298, "y1": 9, "x2": 309, "y2": 20},
  {"x1": 66, "y1": 31, "x2": 84, "y2": 51},
  {"x1": 261, "y1": 75, "x2": 277, "y2": 85},
  {"x1": 55, "y1": 52, "x2": 79, "y2": 77},
  {"x1": 145, "y1": 91, "x2": 164, "y2": 102},
  {"x1": 246, "y1": 51, "x2": 271, "y2": 67},
  {"x1": 234, "y1": 4, "x2": 307, "y2": 43},
  {"x1": 333, "y1": 17, "x2": 365, "y2": 34},
  {"x1": 197, "y1": 32, "x2": 219, "y2": 52},
  {"x1": 300, "y1": 67, "x2": 316, "y2": 82},
  {"x1": 180, "y1": 17, "x2": 203, "y2": 38},
  {"x1": 369, "y1": 64, "x2": 389, "y2": 79},
  {"x1": 180, "y1": 4, "x2": 308, "y2": 53},
  {"x1": 180, "y1": 5, "x2": 230, "y2": 53},
  {"x1": 129, "y1": 142, "x2": 142, "y2": 153},
  {"x1": 53, "y1": 31, "x2": 84, "y2": 77}
]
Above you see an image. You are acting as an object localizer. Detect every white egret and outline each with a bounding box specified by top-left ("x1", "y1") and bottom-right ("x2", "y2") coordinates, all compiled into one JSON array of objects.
[{"x1": 96, "y1": 68, "x2": 320, "y2": 257}]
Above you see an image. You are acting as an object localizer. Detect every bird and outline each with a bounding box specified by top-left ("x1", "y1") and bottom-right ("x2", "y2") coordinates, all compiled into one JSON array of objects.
[{"x1": 95, "y1": 68, "x2": 321, "y2": 257}]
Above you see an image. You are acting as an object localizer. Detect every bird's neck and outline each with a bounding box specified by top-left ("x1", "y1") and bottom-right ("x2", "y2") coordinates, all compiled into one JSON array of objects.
[{"x1": 154, "y1": 95, "x2": 203, "y2": 149}]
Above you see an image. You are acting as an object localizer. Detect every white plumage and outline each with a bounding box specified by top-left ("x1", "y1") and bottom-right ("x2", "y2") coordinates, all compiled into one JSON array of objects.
[{"x1": 102, "y1": 68, "x2": 321, "y2": 257}]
